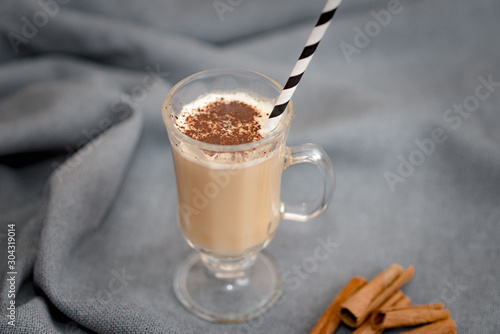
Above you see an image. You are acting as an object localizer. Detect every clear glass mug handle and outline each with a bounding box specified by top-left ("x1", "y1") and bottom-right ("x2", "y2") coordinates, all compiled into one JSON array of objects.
[{"x1": 281, "y1": 143, "x2": 335, "y2": 222}]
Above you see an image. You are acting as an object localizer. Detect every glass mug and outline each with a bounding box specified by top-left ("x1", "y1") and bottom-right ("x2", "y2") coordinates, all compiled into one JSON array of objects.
[{"x1": 161, "y1": 68, "x2": 335, "y2": 322}]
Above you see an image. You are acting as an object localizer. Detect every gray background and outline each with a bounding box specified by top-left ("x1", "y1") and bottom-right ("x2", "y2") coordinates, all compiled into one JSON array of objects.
[{"x1": 0, "y1": 0, "x2": 499, "y2": 333}]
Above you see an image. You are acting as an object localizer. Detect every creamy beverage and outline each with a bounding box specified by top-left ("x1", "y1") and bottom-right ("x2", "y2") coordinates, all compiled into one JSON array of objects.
[
  {"x1": 164, "y1": 69, "x2": 334, "y2": 322},
  {"x1": 170, "y1": 92, "x2": 286, "y2": 256}
]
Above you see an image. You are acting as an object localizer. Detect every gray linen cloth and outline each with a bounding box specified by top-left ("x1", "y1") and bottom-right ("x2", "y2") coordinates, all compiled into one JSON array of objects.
[{"x1": 0, "y1": 0, "x2": 499, "y2": 333}]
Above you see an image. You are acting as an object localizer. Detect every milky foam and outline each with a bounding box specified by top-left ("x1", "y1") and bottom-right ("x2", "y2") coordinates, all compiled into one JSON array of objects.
[
  {"x1": 176, "y1": 91, "x2": 277, "y2": 138},
  {"x1": 172, "y1": 91, "x2": 285, "y2": 169}
]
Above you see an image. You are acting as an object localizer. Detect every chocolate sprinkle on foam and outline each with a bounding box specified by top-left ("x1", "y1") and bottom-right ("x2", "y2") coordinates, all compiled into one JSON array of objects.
[{"x1": 177, "y1": 99, "x2": 263, "y2": 145}]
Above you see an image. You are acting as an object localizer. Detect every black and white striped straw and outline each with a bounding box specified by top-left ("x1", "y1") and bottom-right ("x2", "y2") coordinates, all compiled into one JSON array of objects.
[{"x1": 269, "y1": 0, "x2": 342, "y2": 119}]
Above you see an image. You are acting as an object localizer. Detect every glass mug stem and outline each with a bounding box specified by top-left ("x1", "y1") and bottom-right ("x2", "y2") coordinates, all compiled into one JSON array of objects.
[{"x1": 281, "y1": 143, "x2": 335, "y2": 222}]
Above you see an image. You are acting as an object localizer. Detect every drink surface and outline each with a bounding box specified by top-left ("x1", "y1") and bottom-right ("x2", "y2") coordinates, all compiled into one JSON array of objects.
[
  {"x1": 175, "y1": 92, "x2": 277, "y2": 145},
  {"x1": 171, "y1": 92, "x2": 285, "y2": 256}
]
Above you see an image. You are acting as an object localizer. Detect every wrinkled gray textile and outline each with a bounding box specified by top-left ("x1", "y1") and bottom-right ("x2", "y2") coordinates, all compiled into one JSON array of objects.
[{"x1": 0, "y1": 0, "x2": 499, "y2": 333}]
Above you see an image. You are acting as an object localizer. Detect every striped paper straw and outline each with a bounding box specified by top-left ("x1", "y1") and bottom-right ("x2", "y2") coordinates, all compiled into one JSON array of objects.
[{"x1": 269, "y1": 0, "x2": 342, "y2": 119}]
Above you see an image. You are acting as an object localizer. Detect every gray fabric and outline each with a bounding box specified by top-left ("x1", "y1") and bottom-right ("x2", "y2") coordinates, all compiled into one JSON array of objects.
[{"x1": 0, "y1": 0, "x2": 499, "y2": 333}]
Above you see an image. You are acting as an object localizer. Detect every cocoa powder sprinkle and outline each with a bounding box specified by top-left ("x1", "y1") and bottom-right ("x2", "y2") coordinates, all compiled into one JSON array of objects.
[{"x1": 178, "y1": 99, "x2": 263, "y2": 145}]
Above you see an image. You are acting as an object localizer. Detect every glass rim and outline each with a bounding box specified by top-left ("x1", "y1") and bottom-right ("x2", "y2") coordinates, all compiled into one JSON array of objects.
[{"x1": 161, "y1": 68, "x2": 294, "y2": 152}]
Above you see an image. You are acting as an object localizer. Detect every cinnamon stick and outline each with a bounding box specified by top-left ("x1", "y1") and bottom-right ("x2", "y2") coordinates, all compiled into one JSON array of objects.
[
  {"x1": 339, "y1": 264, "x2": 413, "y2": 327},
  {"x1": 350, "y1": 322, "x2": 382, "y2": 334},
  {"x1": 352, "y1": 290, "x2": 411, "y2": 334},
  {"x1": 362, "y1": 265, "x2": 415, "y2": 320},
  {"x1": 379, "y1": 291, "x2": 411, "y2": 311},
  {"x1": 371, "y1": 304, "x2": 449, "y2": 330},
  {"x1": 309, "y1": 276, "x2": 367, "y2": 334},
  {"x1": 400, "y1": 318, "x2": 456, "y2": 334},
  {"x1": 401, "y1": 303, "x2": 445, "y2": 310}
]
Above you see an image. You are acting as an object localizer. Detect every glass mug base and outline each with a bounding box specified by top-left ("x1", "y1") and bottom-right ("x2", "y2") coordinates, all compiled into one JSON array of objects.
[{"x1": 173, "y1": 251, "x2": 282, "y2": 323}]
